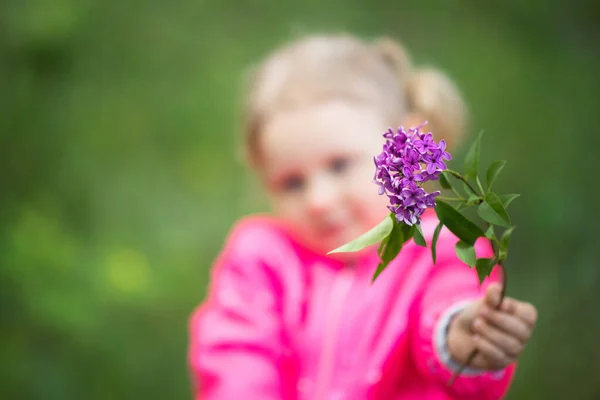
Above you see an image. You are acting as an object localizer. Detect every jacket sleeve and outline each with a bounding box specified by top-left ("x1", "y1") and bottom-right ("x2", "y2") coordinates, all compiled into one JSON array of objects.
[
  {"x1": 409, "y1": 229, "x2": 516, "y2": 400},
  {"x1": 188, "y1": 221, "x2": 295, "y2": 400}
]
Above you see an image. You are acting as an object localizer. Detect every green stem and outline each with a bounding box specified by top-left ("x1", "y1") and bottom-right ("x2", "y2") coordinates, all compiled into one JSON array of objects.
[
  {"x1": 438, "y1": 196, "x2": 463, "y2": 202},
  {"x1": 448, "y1": 224, "x2": 507, "y2": 386},
  {"x1": 476, "y1": 176, "x2": 485, "y2": 195},
  {"x1": 445, "y1": 170, "x2": 479, "y2": 197}
]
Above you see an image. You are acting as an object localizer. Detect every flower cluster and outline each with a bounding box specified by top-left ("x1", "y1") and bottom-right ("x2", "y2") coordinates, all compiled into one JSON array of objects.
[{"x1": 373, "y1": 123, "x2": 452, "y2": 225}]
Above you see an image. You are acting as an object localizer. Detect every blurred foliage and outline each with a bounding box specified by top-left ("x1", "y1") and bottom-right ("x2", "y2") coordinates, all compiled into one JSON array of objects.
[{"x1": 0, "y1": 0, "x2": 598, "y2": 398}]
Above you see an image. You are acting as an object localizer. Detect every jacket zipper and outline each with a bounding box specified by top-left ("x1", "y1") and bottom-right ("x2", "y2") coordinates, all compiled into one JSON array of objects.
[{"x1": 313, "y1": 264, "x2": 355, "y2": 400}]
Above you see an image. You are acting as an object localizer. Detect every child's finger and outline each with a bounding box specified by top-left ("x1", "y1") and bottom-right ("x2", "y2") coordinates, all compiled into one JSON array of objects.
[
  {"x1": 499, "y1": 298, "x2": 538, "y2": 329},
  {"x1": 472, "y1": 317, "x2": 524, "y2": 358},
  {"x1": 473, "y1": 335, "x2": 509, "y2": 369},
  {"x1": 499, "y1": 297, "x2": 519, "y2": 314},
  {"x1": 484, "y1": 283, "x2": 502, "y2": 308},
  {"x1": 514, "y1": 301, "x2": 538, "y2": 329},
  {"x1": 480, "y1": 306, "x2": 531, "y2": 343}
]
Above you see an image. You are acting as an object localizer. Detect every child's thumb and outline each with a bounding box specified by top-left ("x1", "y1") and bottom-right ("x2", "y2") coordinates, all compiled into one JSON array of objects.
[{"x1": 484, "y1": 283, "x2": 503, "y2": 308}]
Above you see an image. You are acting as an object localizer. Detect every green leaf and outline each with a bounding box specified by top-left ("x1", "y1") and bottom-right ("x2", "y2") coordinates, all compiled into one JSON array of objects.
[
  {"x1": 456, "y1": 241, "x2": 476, "y2": 267},
  {"x1": 486, "y1": 160, "x2": 506, "y2": 191},
  {"x1": 466, "y1": 194, "x2": 481, "y2": 207},
  {"x1": 380, "y1": 223, "x2": 404, "y2": 265},
  {"x1": 413, "y1": 224, "x2": 427, "y2": 247},
  {"x1": 400, "y1": 223, "x2": 416, "y2": 246},
  {"x1": 498, "y1": 193, "x2": 520, "y2": 208},
  {"x1": 377, "y1": 234, "x2": 390, "y2": 258},
  {"x1": 464, "y1": 130, "x2": 483, "y2": 180},
  {"x1": 484, "y1": 225, "x2": 496, "y2": 240},
  {"x1": 475, "y1": 258, "x2": 495, "y2": 284},
  {"x1": 477, "y1": 192, "x2": 511, "y2": 228},
  {"x1": 373, "y1": 219, "x2": 405, "y2": 282},
  {"x1": 501, "y1": 226, "x2": 515, "y2": 248},
  {"x1": 439, "y1": 172, "x2": 452, "y2": 189},
  {"x1": 431, "y1": 222, "x2": 443, "y2": 264},
  {"x1": 372, "y1": 263, "x2": 385, "y2": 282},
  {"x1": 372, "y1": 262, "x2": 388, "y2": 283},
  {"x1": 498, "y1": 226, "x2": 515, "y2": 261},
  {"x1": 435, "y1": 200, "x2": 485, "y2": 245},
  {"x1": 329, "y1": 214, "x2": 393, "y2": 254}
]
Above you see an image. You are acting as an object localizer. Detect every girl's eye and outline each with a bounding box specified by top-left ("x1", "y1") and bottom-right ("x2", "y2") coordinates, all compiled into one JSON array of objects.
[
  {"x1": 280, "y1": 175, "x2": 304, "y2": 192},
  {"x1": 330, "y1": 156, "x2": 351, "y2": 174}
]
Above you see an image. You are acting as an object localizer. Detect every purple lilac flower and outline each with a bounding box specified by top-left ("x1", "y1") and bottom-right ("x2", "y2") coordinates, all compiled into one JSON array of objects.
[
  {"x1": 423, "y1": 150, "x2": 446, "y2": 174},
  {"x1": 373, "y1": 122, "x2": 449, "y2": 226},
  {"x1": 413, "y1": 133, "x2": 437, "y2": 154}
]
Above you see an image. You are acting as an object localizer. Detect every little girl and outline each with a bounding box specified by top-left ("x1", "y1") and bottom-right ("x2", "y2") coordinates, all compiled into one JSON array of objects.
[{"x1": 188, "y1": 34, "x2": 537, "y2": 400}]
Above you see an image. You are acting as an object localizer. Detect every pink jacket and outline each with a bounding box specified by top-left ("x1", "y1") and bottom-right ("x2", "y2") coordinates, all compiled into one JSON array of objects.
[{"x1": 188, "y1": 210, "x2": 516, "y2": 399}]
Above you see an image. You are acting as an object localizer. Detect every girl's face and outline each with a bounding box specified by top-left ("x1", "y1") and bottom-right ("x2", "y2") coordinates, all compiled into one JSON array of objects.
[{"x1": 259, "y1": 100, "x2": 392, "y2": 255}]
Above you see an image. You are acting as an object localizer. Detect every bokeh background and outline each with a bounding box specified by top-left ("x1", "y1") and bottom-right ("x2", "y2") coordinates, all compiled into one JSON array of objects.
[{"x1": 1, "y1": 0, "x2": 598, "y2": 399}]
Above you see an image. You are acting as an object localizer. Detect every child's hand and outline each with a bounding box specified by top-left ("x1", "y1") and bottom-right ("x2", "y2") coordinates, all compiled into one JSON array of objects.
[{"x1": 447, "y1": 283, "x2": 538, "y2": 371}]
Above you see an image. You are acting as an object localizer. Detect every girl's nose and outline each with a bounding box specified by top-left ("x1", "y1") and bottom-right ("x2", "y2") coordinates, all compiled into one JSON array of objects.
[{"x1": 306, "y1": 174, "x2": 338, "y2": 215}]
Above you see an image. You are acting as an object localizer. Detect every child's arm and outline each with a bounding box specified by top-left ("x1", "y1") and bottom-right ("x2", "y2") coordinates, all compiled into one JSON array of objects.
[
  {"x1": 409, "y1": 231, "x2": 518, "y2": 400},
  {"x1": 188, "y1": 221, "x2": 292, "y2": 400}
]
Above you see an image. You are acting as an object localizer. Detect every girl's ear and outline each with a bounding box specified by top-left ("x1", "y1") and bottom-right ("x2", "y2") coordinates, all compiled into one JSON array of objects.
[{"x1": 400, "y1": 112, "x2": 457, "y2": 151}]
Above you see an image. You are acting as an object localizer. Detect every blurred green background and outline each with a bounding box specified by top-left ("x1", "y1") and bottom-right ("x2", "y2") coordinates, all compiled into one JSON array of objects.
[{"x1": 1, "y1": 0, "x2": 598, "y2": 398}]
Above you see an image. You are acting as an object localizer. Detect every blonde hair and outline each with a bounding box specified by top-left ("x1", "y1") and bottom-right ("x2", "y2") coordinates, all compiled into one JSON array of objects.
[{"x1": 241, "y1": 33, "x2": 467, "y2": 168}]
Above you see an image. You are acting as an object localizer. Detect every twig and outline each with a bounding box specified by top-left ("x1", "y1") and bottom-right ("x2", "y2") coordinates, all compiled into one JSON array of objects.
[
  {"x1": 447, "y1": 241, "x2": 507, "y2": 385},
  {"x1": 445, "y1": 170, "x2": 480, "y2": 197}
]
